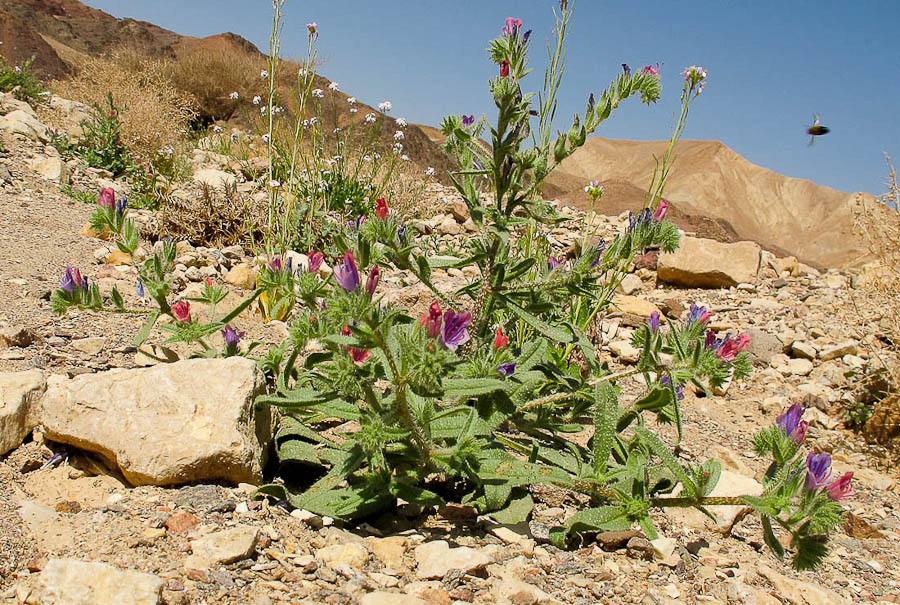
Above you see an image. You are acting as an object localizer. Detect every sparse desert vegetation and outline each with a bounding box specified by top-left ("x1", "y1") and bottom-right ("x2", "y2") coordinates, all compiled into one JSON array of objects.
[{"x1": 0, "y1": 0, "x2": 898, "y2": 604}]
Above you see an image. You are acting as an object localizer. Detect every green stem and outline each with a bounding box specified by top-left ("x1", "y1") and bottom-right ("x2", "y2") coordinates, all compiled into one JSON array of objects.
[{"x1": 519, "y1": 367, "x2": 641, "y2": 412}]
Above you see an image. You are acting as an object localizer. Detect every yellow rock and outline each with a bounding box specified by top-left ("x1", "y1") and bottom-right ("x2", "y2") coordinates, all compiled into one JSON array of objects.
[{"x1": 105, "y1": 249, "x2": 133, "y2": 266}]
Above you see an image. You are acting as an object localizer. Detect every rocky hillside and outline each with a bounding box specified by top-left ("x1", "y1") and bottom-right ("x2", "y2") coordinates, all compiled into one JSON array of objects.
[{"x1": 548, "y1": 138, "x2": 875, "y2": 269}]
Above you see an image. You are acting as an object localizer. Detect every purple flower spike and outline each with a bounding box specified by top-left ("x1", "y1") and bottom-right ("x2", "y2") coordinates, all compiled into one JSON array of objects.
[
  {"x1": 440, "y1": 308, "x2": 472, "y2": 351},
  {"x1": 647, "y1": 311, "x2": 660, "y2": 332},
  {"x1": 547, "y1": 257, "x2": 562, "y2": 271},
  {"x1": 660, "y1": 375, "x2": 684, "y2": 401},
  {"x1": 776, "y1": 403, "x2": 806, "y2": 440},
  {"x1": 497, "y1": 362, "x2": 517, "y2": 376},
  {"x1": 687, "y1": 304, "x2": 712, "y2": 324},
  {"x1": 223, "y1": 324, "x2": 245, "y2": 354},
  {"x1": 462, "y1": 115, "x2": 475, "y2": 127},
  {"x1": 116, "y1": 196, "x2": 128, "y2": 216},
  {"x1": 334, "y1": 251, "x2": 360, "y2": 292},
  {"x1": 805, "y1": 452, "x2": 833, "y2": 491},
  {"x1": 61, "y1": 266, "x2": 80, "y2": 294}
]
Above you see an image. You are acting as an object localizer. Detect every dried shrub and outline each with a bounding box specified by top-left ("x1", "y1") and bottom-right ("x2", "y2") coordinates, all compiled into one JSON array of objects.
[{"x1": 51, "y1": 49, "x2": 196, "y2": 163}]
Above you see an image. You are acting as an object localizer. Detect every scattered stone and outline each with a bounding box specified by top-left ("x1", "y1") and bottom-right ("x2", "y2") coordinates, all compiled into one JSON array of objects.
[
  {"x1": 436, "y1": 215, "x2": 461, "y2": 236},
  {"x1": 0, "y1": 325, "x2": 37, "y2": 348},
  {"x1": 757, "y1": 564, "x2": 850, "y2": 605},
  {"x1": 359, "y1": 593, "x2": 428, "y2": 605},
  {"x1": 744, "y1": 329, "x2": 785, "y2": 365},
  {"x1": 596, "y1": 530, "x2": 643, "y2": 550},
  {"x1": 791, "y1": 341, "x2": 817, "y2": 360},
  {"x1": 70, "y1": 337, "x2": 106, "y2": 356},
  {"x1": 414, "y1": 540, "x2": 492, "y2": 580},
  {"x1": 36, "y1": 558, "x2": 164, "y2": 605},
  {"x1": 618, "y1": 273, "x2": 643, "y2": 295},
  {"x1": 316, "y1": 543, "x2": 369, "y2": 570},
  {"x1": 609, "y1": 340, "x2": 640, "y2": 363},
  {"x1": 29, "y1": 154, "x2": 69, "y2": 184},
  {"x1": 819, "y1": 340, "x2": 858, "y2": 362},
  {"x1": 193, "y1": 168, "x2": 237, "y2": 190},
  {"x1": 187, "y1": 526, "x2": 259, "y2": 568},
  {"x1": 650, "y1": 537, "x2": 677, "y2": 560},
  {"x1": 225, "y1": 263, "x2": 257, "y2": 289},
  {"x1": 368, "y1": 537, "x2": 408, "y2": 569},
  {"x1": 625, "y1": 536, "x2": 655, "y2": 560},
  {"x1": 657, "y1": 237, "x2": 761, "y2": 288},
  {"x1": 0, "y1": 370, "x2": 45, "y2": 456},
  {"x1": 668, "y1": 470, "x2": 761, "y2": 533},
  {"x1": 164, "y1": 511, "x2": 201, "y2": 535},
  {"x1": 133, "y1": 344, "x2": 179, "y2": 367},
  {"x1": 40, "y1": 358, "x2": 270, "y2": 486}
]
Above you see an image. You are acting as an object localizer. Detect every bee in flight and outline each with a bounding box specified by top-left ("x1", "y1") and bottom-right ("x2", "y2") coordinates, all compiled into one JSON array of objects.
[{"x1": 807, "y1": 114, "x2": 830, "y2": 146}]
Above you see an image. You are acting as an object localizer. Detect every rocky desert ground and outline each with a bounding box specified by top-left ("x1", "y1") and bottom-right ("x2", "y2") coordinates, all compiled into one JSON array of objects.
[{"x1": 0, "y1": 88, "x2": 899, "y2": 605}]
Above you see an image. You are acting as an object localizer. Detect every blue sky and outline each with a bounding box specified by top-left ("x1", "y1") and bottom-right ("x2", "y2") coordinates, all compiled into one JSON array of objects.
[{"x1": 87, "y1": 1, "x2": 899, "y2": 195}]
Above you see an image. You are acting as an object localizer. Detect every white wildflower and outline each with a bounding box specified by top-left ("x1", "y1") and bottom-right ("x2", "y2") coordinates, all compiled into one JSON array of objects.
[
  {"x1": 328, "y1": 81, "x2": 339, "y2": 91},
  {"x1": 347, "y1": 97, "x2": 357, "y2": 105},
  {"x1": 312, "y1": 89, "x2": 324, "y2": 98},
  {"x1": 213, "y1": 125, "x2": 223, "y2": 133},
  {"x1": 268, "y1": 180, "x2": 281, "y2": 188},
  {"x1": 393, "y1": 130, "x2": 405, "y2": 141},
  {"x1": 364, "y1": 113, "x2": 377, "y2": 124},
  {"x1": 253, "y1": 95, "x2": 262, "y2": 105},
  {"x1": 396, "y1": 117, "x2": 407, "y2": 127},
  {"x1": 378, "y1": 101, "x2": 392, "y2": 113},
  {"x1": 229, "y1": 91, "x2": 240, "y2": 99},
  {"x1": 424, "y1": 167, "x2": 436, "y2": 176},
  {"x1": 260, "y1": 70, "x2": 269, "y2": 78}
]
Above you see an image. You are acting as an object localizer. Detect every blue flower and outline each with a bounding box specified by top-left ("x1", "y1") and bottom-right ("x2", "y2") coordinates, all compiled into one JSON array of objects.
[{"x1": 497, "y1": 362, "x2": 517, "y2": 376}]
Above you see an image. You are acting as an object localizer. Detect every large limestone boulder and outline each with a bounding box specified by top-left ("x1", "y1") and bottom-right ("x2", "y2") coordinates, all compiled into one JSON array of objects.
[
  {"x1": 0, "y1": 370, "x2": 46, "y2": 456},
  {"x1": 193, "y1": 168, "x2": 237, "y2": 190},
  {"x1": 658, "y1": 237, "x2": 761, "y2": 288},
  {"x1": 39, "y1": 358, "x2": 270, "y2": 486},
  {"x1": 47, "y1": 96, "x2": 94, "y2": 138},
  {"x1": 0, "y1": 109, "x2": 49, "y2": 142},
  {"x1": 36, "y1": 558, "x2": 164, "y2": 605}
]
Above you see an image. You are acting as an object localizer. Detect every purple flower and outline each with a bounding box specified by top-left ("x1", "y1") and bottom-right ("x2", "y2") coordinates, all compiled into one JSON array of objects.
[
  {"x1": 642, "y1": 64, "x2": 661, "y2": 78},
  {"x1": 502, "y1": 17, "x2": 522, "y2": 37},
  {"x1": 805, "y1": 452, "x2": 833, "y2": 491},
  {"x1": 269, "y1": 257, "x2": 283, "y2": 272},
  {"x1": 716, "y1": 333, "x2": 750, "y2": 362},
  {"x1": 688, "y1": 304, "x2": 712, "y2": 324},
  {"x1": 136, "y1": 279, "x2": 145, "y2": 298},
  {"x1": 705, "y1": 330, "x2": 718, "y2": 349},
  {"x1": 397, "y1": 225, "x2": 408, "y2": 244},
  {"x1": 223, "y1": 324, "x2": 245, "y2": 354},
  {"x1": 462, "y1": 115, "x2": 475, "y2": 127},
  {"x1": 440, "y1": 308, "x2": 472, "y2": 351},
  {"x1": 115, "y1": 196, "x2": 128, "y2": 217},
  {"x1": 522, "y1": 29, "x2": 532, "y2": 43},
  {"x1": 497, "y1": 362, "x2": 517, "y2": 376},
  {"x1": 627, "y1": 208, "x2": 652, "y2": 231},
  {"x1": 590, "y1": 240, "x2": 607, "y2": 268},
  {"x1": 776, "y1": 403, "x2": 806, "y2": 441},
  {"x1": 826, "y1": 473, "x2": 854, "y2": 502},
  {"x1": 622, "y1": 63, "x2": 631, "y2": 76},
  {"x1": 647, "y1": 311, "x2": 660, "y2": 332},
  {"x1": 353, "y1": 215, "x2": 367, "y2": 231},
  {"x1": 547, "y1": 257, "x2": 562, "y2": 271},
  {"x1": 61, "y1": 266, "x2": 82, "y2": 294},
  {"x1": 660, "y1": 375, "x2": 684, "y2": 401},
  {"x1": 334, "y1": 251, "x2": 360, "y2": 292}
]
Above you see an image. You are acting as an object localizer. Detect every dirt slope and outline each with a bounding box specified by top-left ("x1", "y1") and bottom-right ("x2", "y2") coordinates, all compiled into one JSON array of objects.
[{"x1": 549, "y1": 137, "x2": 874, "y2": 268}]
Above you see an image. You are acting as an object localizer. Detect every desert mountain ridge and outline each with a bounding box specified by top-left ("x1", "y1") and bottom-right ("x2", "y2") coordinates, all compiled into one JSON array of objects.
[{"x1": 0, "y1": 0, "x2": 883, "y2": 269}]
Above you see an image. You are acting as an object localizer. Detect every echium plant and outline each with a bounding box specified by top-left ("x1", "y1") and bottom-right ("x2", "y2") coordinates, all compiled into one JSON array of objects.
[{"x1": 49, "y1": 2, "x2": 852, "y2": 571}]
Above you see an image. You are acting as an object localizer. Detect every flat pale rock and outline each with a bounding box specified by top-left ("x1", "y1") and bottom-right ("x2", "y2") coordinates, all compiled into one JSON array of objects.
[
  {"x1": 609, "y1": 340, "x2": 640, "y2": 363},
  {"x1": 36, "y1": 558, "x2": 163, "y2": 605},
  {"x1": 359, "y1": 593, "x2": 428, "y2": 605},
  {"x1": 668, "y1": 469, "x2": 762, "y2": 532},
  {"x1": 0, "y1": 109, "x2": 49, "y2": 141},
  {"x1": 493, "y1": 574, "x2": 563, "y2": 605},
  {"x1": 39, "y1": 358, "x2": 269, "y2": 486},
  {"x1": 193, "y1": 168, "x2": 237, "y2": 189},
  {"x1": 188, "y1": 526, "x2": 259, "y2": 568},
  {"x1": 29, "y1": 155, "x2": 69, "y2": 184},
  {"x1": 414, "y1": 540, "x2": 493, "y2": 579},
  {"x1": 758, "y1": 564, "x2": 850, "y2": 605},
  {"x1": 0, "y1": 369, "x2": 45, "y2": 455},
  {"x1": 658, "y1": 237, "x2": 761, "y2": 288},
  {"x1": 819, "y1": 340, "x2": 858, "y2": 362},
  {"x1": 70, "y1": 337, "x2": 106, "y2": 356},
  {"x1": 224, "y1": 263, "x2": 257, "y2": 289},
  {"x1": 618, "y1": 273, "x2": 643, "y2": 295},
  {"x1": 315, "y1": 543, "x2": 369, "y2": 569}
]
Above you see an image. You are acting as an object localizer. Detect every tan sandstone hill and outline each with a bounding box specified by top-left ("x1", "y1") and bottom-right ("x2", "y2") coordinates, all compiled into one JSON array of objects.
[{"x1": 548, "y1": 137, "x2": 875, "y2": 269}]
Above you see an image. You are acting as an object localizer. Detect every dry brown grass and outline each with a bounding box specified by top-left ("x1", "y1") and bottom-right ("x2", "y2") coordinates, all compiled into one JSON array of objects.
[{"x1": 51, "y1": 48, "x2": 196, "y2": 163}]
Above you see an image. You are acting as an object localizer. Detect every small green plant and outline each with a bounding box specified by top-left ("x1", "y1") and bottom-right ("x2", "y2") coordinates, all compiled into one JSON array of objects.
[
  {"x1": 73, "y1": 94, "x2": 134, "y2": 177},
  {"x1": 59, "y1": 184, "x2": 98, "y2": 205},
  {"x1": 0, "y1": 56, "x2": 46, "y2": 103}
]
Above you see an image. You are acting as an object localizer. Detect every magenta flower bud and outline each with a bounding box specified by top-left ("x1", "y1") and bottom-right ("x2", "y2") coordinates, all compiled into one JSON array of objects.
[
  {"x1": 308, "y1": 251, "x2": 324, "y2": 274},
  {"x1": 462, "y1": 115, "x2": 475, "y2": 127},
  {"x1": 222, "y1": 324, "x2": 245, "y2": 353},
  {"x1": 334, "y1": 251, "x2": 360, "y2": 292},
  {"x1": 440, "y1": 308, "x2": 472, "y2": 351},
  {"x1": 421, "y1": 302, "x2": 442, "y2": 339},
  {"x1": 171, "y1": 300, "x2": 191, "y2": 323},
  {"x1": 647, "y1": 311, "x2": 660, "y2": 332},
  {"x1": 826, "y1": 472, "x2": 854, "y2": 502},
  {"x1": 61, "y1": 266, "x2": 81, "y2": 294},
  {"x1": 269, "y1": 257, "x2": 282, "y2": 272},
  {"x1": 502, "y1": 17, "x2": 522, "y2": 37},
  {"x1": 365, "y1": 266, "x2": 380, "y2": 299},
  {"x1": 653, "y1": 199, "x2": 669, "y2": 221},
  {"x1": 99, "y1": 187, "x2": 115, "y2": 209},
  {"x1": 792, "y1": 420, "x2": 808, "y2": 444},
  {"x1": 547, "y1": 257, "x2": 562, "y2": 271}
]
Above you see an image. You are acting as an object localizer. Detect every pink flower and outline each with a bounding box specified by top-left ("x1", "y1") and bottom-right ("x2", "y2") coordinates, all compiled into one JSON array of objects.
[
  {"x1": 641, "y1": 64, "x2": 661, "y2": 78},
  {"x1": 350, "y1": 348, "x2": 372, "y2": 366},
  {"x1": 420, "y1": 301, "x2": 442, "y2": 339},
  {"x1": 494, "y1": 327, "x2": 509, "y2": 351},
  {"x1": 500, "y1": 60, "x2": 510, "y2": 78},
  {"x1": 716, "y1": 333, "x2": 750, "y2": 362},
  {"x1": 375, "y1": 198, "x2": 388, "y2": 220},
  {"x1": 171, "y1": 300, "x2": 191, "y2": 323},
  {"x1": 826, "y1": 472, "x2": 854, "y2": 502},
  {"x1": 502, "y1": 17, "x2": 522, "y2": 37},
  {"x1": 365, "y1": 266, "x2": 380, "y2": 299},
  {"x1": 308, "y1": 251, "x2": 324, "y2": 274},
  {"x1": 99, "y1": 187, "x2": 116, "y2": 209},
  {"x1": 653, "y1": 199, "x2": 669, "y2": 221}
]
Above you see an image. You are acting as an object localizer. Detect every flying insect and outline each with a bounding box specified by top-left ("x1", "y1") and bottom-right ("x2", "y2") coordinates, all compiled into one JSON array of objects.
[{"x1": 807, "y1": 114, "x2": 830, "y2": 146}]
